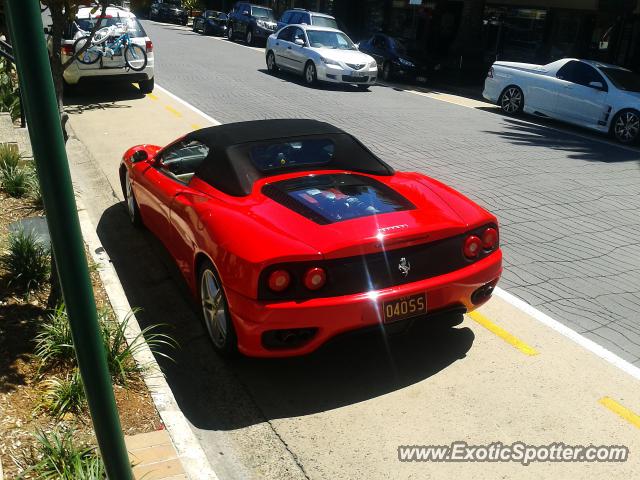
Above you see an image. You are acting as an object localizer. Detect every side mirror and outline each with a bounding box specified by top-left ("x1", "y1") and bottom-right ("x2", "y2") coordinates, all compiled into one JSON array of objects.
[
  {"x1": 588, "y1": 81, "x2": 604, "y2": 90},
  {"x1": 242, "y1": 10, "x2": 249, "y2": 15},
  {"x1": 294, "y1": 37, "x2": 305, "y2": 46},
  {"x1": 131, "y1": 150, "x2": 148, "y2": 163}
]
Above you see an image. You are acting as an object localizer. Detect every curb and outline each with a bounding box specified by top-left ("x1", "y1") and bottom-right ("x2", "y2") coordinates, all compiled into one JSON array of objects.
[{"x1": 75, "y1": 195, "x2": 219, "y2": 480}]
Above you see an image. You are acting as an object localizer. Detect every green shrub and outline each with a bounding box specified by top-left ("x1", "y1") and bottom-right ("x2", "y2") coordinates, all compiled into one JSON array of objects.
[
  {"x1": 0, "y1": 163, "x2": 31, "y2": 197},
  {"x1": 0, "y1": 58, "x2": 21, "y2": 122},
  {"x1": 0, "y1": 143, "x2": 20, "y2": 170},
  {"x1": 35, "y1": 303, "x2": 76, "y2": 368},
  {"x1": 39, "y1": 370, "x2": 87, "y2": 418},
  {"x1": 102, "y1": 309, "x2": 177, "y2": 386},
  {"x1": 2, "y1": 228, "x2": 50, "y2": 291},
  {"x1": 26, "y1": 429, "x2": 105, "y2": 479}
]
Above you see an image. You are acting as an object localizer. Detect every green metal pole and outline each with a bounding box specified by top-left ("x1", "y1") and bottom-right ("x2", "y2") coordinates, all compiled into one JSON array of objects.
[{"x1": 4, "y1": 2, "x2": 133, "y2": 478}]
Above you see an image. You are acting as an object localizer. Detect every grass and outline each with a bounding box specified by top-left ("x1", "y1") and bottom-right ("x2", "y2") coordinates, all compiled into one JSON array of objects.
[
  {"x1": 2, "y1": 228, "x2": 50, "y2": 291},
  {"x1": 25, "y1": 429, "x2": 105, "y2": 479},
  {"x1": 0, "y1": 143, "x2": 20, "y2": 170},
  {"x1": 38, "y1": 370, "x2": 87, "y2": 418},
  {"x1": 34, "y1": 304, "x2": 178, "y2": 386},
  {"x1": 34, "y1": 303, "x2": 76, "y2": 368},
  {"x1": 102, "y1": 309, "x2": 178, "y2": 386},
  {"x1": 0, "y1": 143, "x2": 32, "y2": 198}
]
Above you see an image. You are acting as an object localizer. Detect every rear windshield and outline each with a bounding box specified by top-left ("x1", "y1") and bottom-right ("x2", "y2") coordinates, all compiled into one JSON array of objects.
[
  {"x1": 312, "y1": 15, "x2": 338, "y2": 29},
  {"x1": 65, "y1": 16, "x2": 146, "y2": 39},
  {"x1": 262, "y1": 174, "x2": 415, "y2": 224},
  {"x1": 250, "y1": 138, "x2": 335, "y2": 172}
]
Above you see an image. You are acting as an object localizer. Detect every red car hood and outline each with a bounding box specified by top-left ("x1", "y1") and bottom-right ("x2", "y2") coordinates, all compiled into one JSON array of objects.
[{"x1": 243, "y1": 171, "x2": 491, "y2": 260}]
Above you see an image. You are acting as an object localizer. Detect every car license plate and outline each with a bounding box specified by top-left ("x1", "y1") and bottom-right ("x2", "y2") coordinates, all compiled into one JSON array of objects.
[
  {"x1": 382, "y1": 293, "x2": 426, "y2": 324},
  {"x1": 417, "y1": 76, "x2": 427, "y2": 82}
]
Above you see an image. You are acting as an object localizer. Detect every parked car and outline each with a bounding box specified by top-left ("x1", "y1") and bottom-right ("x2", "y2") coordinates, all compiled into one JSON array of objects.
[
  {"x1": 120, "y1": 119, "x2": 502, "y2": 357},
  {"x1": 149, "y1": 0, "x2": 188, "y2": 26},
  {"x1": 227, "y1": 2, "x2": 277, "y2": 46},
  {"x1": 484, "y1": 58, "x2": 640, "y2": 144},
  {"x1": 192, "y1": 10, "x2": 228, "y2": 36},
  {"x1": 52, "y1": 5, "x2": 154, "y2": 93},
  {"x1": 276, "y1": 8, "x2": 338, "y2": 30},
  {"x1": 266, "y1": 25, "x2": 377, "y2": 89},
  {"x1": 358, "y1": 33, "x2": 439, "y2": 83}
]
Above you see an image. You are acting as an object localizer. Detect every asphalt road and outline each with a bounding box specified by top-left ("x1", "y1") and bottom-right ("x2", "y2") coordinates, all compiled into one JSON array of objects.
[{"x1": 142, "y1": 20, "x2": 640, "y2": 366}]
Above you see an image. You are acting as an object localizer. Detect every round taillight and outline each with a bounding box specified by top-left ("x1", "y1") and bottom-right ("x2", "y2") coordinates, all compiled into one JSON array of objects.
[
  {"x1": 303, "y1": 267, "x2": 326, "y2": 290},
  {"x1": 268, "y1": 269, "x2": 291, "y2": 292},
  {"x1": 482, "y1": 227, "x2": 499, "y2": 250},
  {"x1": 463, "y1": 235, "x2": 482, "y2": 259}
]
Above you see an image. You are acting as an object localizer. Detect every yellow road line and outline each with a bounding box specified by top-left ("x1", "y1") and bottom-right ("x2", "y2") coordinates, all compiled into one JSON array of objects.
[
  {"x1": 191, "y1": 123, "x2": 202, "y2": 130},
  {"x1": 468, "y1": 311, "x2": 539, "y2": 356},
  {"x1": 599, "y1": 397, "x2": 640, "y2": 429},
  {"x1": 164, "y1": 105, "x2": 182, "y2": 117},
  {"x1": 147, "y1": 93, "x2": 159, "y2": 101}
]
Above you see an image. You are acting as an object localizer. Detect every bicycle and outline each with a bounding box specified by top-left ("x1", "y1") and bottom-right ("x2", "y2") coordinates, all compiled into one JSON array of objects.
[{"x1": 73, "y1": 24, "x2": 147, "y2": 72}]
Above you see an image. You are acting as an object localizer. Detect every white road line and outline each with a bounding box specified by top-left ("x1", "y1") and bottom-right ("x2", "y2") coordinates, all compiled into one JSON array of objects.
[
  {"x1": 155, "y1": 84, "x2": 221, "y2": 125},
  {"x1": 155, "y1": 79, "x2": 640, "y2": 382},
  {"x1": 495, "y1": 287, "x2": 640, "y2": 380}
]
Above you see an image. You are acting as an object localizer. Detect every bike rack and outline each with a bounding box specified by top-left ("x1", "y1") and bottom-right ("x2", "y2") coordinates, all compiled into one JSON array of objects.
[{"x1": 0, "y1": 38, "x2": 25, "y2": 128}]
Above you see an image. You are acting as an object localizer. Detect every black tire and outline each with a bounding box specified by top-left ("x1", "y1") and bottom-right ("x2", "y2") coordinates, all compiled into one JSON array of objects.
[
  {"x1": 304, "y1": 61, "x2": 317, "y2": 87},
  {"x1": 192, "y1": 20, "x2": 198, "y2": 32},
  {"x1": 198, "y1": 260, "x2": 238, "y2": 357},
  {"x1": 138, "y1": 77, "x2": 154, "y2": 94},
  {"x1": 227, "y1": 26, "x2": 234, "y2": 40},
  {"x1": 357, "y1": 84, "x2": 370, "y2": 91},
  {"x1": 73, "y1": 37, "x2": 101, "y2": 65},
  {"x1": 611, "y1": 109, "x2": 640, "y2": 144},
  {"x1": 498, "y1": 85, "x2": 524, "y2": 115},
  {"x1": 123, "y1": 169, "x2": 143, "y2": 228},
  {"x1": 124, "y1": 43, "x2": 147, "y2": 72},
  {"x1": 266, "y1": 50, "x2": 278, "y2": 73},
  {"x1": 245, "y1": 29, "x2": 254, "y2": 46},
  {"x1": 382, "y1": 62, "x2": 391, "y2": 81},
  {"x1": 182, "y1": 19, "x2": 188, "y2": 26}
]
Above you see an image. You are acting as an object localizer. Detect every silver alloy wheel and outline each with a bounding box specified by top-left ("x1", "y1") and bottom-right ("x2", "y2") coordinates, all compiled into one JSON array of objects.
[
  {"x1": 500, "y1": 87, "x2": 523, "y2": 114},
  {"x1": 267, "y1": 51, "x2": 276, "y2": 71},
  {"x1": 200, "y1": 269, "x2": 227, "y2": 348},
  {"x1": 305, "y1": 63, "x2": 316, "y2": 84},
  {"x1": 125, "y1": 172, "x2": 136, "y2": 223},
  {"x1": 614, "y1": 111, "x2": 640, "y2": 143}
]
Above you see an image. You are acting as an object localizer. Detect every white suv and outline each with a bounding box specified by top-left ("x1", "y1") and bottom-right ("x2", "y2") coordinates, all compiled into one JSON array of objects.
[{"x1": 46, "y1": 5, "x2": 155, "y2": 93}]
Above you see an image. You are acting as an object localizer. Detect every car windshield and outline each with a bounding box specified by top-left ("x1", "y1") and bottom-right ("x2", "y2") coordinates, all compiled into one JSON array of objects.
[
  {"x1": 205, "y1": 11, "x2": 220, "y2": 18},
  {"x1": 69, "y1": 16, "x2": 146, "y2": 39},
  {"x1": 311, "y1": 15, "x2": 338, "y2": 29},
  {"x1": 307, "y1": 30, "x2": 356, "y2": 50},
  {"x1": 601, "y1": 67, "x2": 640, "y2": 92},
  {"x1": 250, "y1": 138, "x2": 335, "y2": 172},
  {"x1": 252, "y1": 7, "x2": 274, "y2": 20}
]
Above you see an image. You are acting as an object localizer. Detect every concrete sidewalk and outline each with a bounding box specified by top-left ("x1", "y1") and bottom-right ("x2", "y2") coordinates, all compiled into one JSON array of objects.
[
  {"x1": 126, "y1": 430, "x2": 186, "y2": 479},
  {"x1": 65, "y1": 83, "x2": 640, "y2": 480}
]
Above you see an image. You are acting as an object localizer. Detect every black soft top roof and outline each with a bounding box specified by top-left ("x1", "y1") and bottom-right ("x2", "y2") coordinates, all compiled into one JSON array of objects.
[{"x1": 189, "y1": 119, "x2": 394, "y2": 196}]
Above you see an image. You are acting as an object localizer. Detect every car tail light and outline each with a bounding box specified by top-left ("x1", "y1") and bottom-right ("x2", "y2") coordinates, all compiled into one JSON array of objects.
[
  {"x1": 481, "y1": 227, "x2": 499, "y2": 250},
  {"x1": 145, "y1": 40, "x2": 153, "y2": 53},
  {"x1": 463, "y1": 235, "x2": 482, "y2": 259},
  {"x1": 303, "y1": 267, "x2": 326, "y2": 290},
  {"x1": 268, "y1": 269, "x2": 291, "y2": 292},
  {"x1": 61, "y1": 44, "x2": 74, "y2": 56}
]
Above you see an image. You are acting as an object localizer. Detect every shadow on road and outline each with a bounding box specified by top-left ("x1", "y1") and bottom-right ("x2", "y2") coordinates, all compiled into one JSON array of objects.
[
  {"x1": 257, "y1": 69, "x2": 374, "y2": 93},
  {"x1": 481, "y1": 117, "x2": 640, "y2": 163},
  {"x1": 64, "y1": 83, "x2": 144, "y2": 114},
  {"x1": 97, "y1": 202, "x2": 474, "y2": 430}
]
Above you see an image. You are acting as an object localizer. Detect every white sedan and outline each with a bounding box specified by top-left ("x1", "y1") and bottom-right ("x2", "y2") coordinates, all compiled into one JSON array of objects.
[
  {"x1": 266, "y1": 25, "x2": 377, "y2": 90},
  {"x1": 483, "y1": 58, "x2": 640, "y2": 144}
]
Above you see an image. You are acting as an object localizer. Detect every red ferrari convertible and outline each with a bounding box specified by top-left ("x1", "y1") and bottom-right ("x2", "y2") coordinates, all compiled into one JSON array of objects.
[{"x1": 120, "y1": 119, "x2": 502, "y2": 357}]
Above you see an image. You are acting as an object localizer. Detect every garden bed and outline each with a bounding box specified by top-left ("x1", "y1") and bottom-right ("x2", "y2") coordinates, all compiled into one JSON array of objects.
[{"x1": 0, "y1": 157, "x2": 164, "y2": 477}]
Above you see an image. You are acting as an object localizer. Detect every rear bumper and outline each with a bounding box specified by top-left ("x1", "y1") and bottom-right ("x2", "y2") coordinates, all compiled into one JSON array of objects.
[
  {"x1": 482, "y1": 77, "x2": 501, "y2": 104},
  {"x1": 63, "y1": 62, "x2": 154, "y2": 85},
  {"x1": 227, "y1": 249, "x2": 502, "y2": 357}
]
